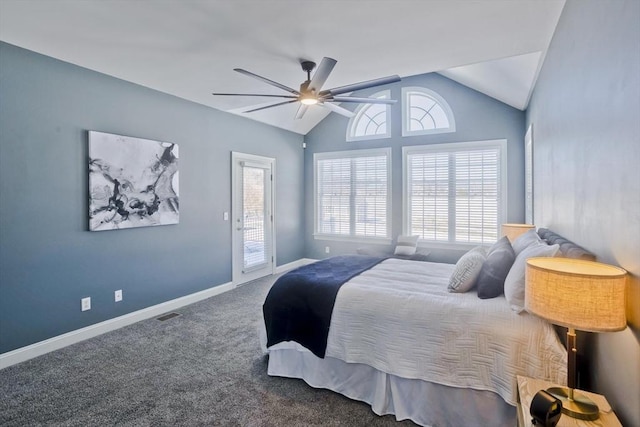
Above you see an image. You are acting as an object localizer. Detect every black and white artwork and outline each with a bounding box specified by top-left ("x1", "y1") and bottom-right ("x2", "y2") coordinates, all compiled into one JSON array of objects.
[{"x1": 89, "y1": 131, "x2": 179, "y2": 231}]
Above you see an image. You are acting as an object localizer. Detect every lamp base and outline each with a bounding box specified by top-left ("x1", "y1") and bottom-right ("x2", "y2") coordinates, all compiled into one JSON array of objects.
[{"x1": 547, "y1": 387, "x2": 600, "y2": 421}]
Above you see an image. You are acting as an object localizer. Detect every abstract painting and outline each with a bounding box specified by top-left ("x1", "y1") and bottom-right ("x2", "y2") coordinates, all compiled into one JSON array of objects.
[{"x1": 89, "y1": 131, "x2": 179, "y2": 231}]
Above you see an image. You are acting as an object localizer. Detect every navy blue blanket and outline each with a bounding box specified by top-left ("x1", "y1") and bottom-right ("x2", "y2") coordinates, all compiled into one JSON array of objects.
[{"x1": 263, "y1": 255, "x2": 386, "y2": 358}]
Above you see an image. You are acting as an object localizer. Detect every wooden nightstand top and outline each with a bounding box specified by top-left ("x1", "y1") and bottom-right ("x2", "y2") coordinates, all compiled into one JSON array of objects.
[{"x1": 517, "y1": 376, "x2": 622, "y2": 427}]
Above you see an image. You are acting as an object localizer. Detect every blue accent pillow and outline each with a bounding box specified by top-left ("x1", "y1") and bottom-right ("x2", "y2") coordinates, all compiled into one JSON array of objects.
[{"x1": 476, "y1": 236, "x2": 516, "y2": 299}]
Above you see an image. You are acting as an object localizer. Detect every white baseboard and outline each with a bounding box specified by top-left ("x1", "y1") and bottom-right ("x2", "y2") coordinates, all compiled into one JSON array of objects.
[
  {"x1": 0, "y1": 258, "x2": 317, "y2": 370},
  {"x1": 275, "y1": 258, "x2": 317, "y2": 274},
  {"x1": 0, "y1": 281, "x2": 235, "y2": 370}
]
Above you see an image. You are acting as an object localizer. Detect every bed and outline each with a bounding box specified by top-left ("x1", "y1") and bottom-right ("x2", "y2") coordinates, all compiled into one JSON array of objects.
[{"x1": 260, "y1": 229, "x2": 594, "y2": 426}]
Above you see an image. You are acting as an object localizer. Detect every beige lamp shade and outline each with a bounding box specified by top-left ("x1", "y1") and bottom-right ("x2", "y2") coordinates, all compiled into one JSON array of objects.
[
  {"x1": 525, "y1": 257, "x2": 627, "y2": 332},
  {"x1": 501, "y1": 223, "x2": 535, "y2": 242}
]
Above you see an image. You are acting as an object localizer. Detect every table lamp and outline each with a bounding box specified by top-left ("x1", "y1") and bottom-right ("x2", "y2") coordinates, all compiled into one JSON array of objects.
[
  {"x1": 501, "y1": 223, "x2": 535, "y2": 243},
  {"x1": 525, "y1": 257, "x2": 627, "y2": 421}
]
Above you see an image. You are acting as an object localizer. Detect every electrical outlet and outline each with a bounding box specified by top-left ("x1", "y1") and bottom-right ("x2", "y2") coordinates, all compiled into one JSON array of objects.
[
  {"x1": 81, "y1": 297, "x2": 91, "y2": 311},
  {"x1": 325, "y1": 246, "x2": 330, "y2": 254},
  {"x1": 223, "y1": 211, "x2": 229, "y2": 221},
  {"x1": 115, "y1": 289, "x2": 123, "y2": 302}
]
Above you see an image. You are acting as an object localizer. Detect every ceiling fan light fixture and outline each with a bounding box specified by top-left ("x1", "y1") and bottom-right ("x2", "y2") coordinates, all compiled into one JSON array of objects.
[{"x1": 300, "y1": 95, "x2": 318, "y2": 105}]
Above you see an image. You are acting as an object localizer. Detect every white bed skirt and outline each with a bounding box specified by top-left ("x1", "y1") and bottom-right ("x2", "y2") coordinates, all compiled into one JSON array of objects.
[{"x1": 266, "y1": 345, "x2": 516, "y2": 427}]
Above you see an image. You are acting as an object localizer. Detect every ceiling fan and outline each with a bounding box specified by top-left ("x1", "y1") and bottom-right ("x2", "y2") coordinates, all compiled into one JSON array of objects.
[{"x1": 213, "y1": 57, "x2": 401, "y2": 119}]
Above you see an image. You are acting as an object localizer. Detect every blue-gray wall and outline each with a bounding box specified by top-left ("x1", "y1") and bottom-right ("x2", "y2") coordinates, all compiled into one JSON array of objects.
[
  {"x1": 526, "y1": 1, "x2": 640, "y2": 425},
  {"x1": 0, "y1": 42, "x2": 304, "y2": 354},
  {"x1": 303, "y1": 73, "x2": 526, "y2": 263}
]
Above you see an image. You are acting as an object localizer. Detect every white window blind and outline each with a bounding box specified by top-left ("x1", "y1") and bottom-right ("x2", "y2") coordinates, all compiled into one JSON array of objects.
[
  {"x1": 404, "y1": 141, "x2": 505, "y2": 245},
  {"x1": 315, "y1": 148, "x2": 391, "y2": 240}
]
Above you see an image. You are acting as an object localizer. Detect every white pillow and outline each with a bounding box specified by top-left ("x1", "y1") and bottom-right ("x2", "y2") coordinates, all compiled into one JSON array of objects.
[
  {"x1": 511, "y1": 228, "x2": 542, "y2": 256},
  {"x1": 448, "y1": 246, "x2": 487, "y2": 293},
  {"x1": 394, "y1": 235, "x2": 419, "y2": 256},
  {"x1": 504, "y1": 242, "x2": 560, "y2": 313}
]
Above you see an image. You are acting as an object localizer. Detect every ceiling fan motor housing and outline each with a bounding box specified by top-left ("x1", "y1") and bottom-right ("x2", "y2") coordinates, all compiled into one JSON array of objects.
[
  {"x1": 299, "y1": 60, "x2": 316, "y2": 101},
  {"x1": 300, "y1": 60, "x2": 316, "y2": 74}
]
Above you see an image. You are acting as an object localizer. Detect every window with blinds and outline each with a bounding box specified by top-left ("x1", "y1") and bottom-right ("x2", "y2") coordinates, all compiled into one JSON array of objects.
[
  {"x1": 403, "y1": 140, "x2": 506, "y2": 245},
  {"x1": 315, "y1": 148, "x2": 391, "y2": 240}
]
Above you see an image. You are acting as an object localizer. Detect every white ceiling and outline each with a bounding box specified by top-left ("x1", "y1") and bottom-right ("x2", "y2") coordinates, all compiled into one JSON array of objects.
[{"x1": 0, "y1": 0, "x2": 565, "y2": 135}]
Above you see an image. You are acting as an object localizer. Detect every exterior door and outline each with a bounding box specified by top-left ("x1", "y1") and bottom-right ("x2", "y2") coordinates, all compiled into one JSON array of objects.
[{"x1": 232, "y1": 152, "x2": 275, "y2": 285}]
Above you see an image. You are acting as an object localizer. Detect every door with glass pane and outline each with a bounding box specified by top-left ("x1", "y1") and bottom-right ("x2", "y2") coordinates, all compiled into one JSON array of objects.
[{"x1": 232, "y1": 152, "x2": 275, "y2": 285}]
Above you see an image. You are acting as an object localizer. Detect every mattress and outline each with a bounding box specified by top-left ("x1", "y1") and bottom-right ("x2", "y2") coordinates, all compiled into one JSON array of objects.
[{"x1": 267, "y1": 258, "x2": 567, "y2": 406}]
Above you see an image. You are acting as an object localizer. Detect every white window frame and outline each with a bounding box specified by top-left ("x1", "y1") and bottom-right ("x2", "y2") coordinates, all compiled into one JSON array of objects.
[
  {"x1": 314, "y1": 147, "x2": 392, "y2": 243},
  {"x1": 402, "y1": 140, "x2": 507, "y2": 248},
  {"x1": 402, "y1": 86, "x2": 456, "y2": 137},
  {"x1": 346, "y1": 90, "x2": 392, "y2": 142}
]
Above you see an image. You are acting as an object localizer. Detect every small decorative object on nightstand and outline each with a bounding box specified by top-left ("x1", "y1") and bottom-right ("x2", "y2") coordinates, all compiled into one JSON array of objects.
[
  {"x1": 530, "y1": 390, "x2": 562, "y2": 426},
  {"x1": 517, "y1": 376, "x2": 622, "y2": 427}
]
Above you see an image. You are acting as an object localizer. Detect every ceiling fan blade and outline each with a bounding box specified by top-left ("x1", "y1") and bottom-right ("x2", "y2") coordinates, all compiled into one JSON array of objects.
[
  {"x1": 243, "y1": 99, "x2": 298, "y2": 113},
  {"x1": 320, "y1": 75, "x2": 401, "y2": 96},
  {"x1": 328, "y1": 96, "x2": 397, "y2": 104},
  {"x1": 295, "y1": 104, "x2": 309, "y2": 120},
  {"x1": 308, "y1": 57, "x2": 337, "y2": 92},
  {"x1": 320, "y1": 102, "x2": 354, "y2": 118},
  {"x1": 234, "y1": 68, "x2": 300, "y2": 95},
  {"x1": 213, "y1": 93, "x2": 298, "y2": 99}
]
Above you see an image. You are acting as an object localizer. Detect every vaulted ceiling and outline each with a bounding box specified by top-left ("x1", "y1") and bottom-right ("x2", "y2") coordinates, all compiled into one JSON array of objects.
[{"x1": 0, "y1": 0, "x2": 565, "y2": 135}]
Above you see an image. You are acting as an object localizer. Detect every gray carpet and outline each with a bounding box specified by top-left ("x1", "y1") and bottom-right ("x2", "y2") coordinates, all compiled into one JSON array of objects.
[{"x1": 0, "y1": 274, "x2": 416, "y2": 426}]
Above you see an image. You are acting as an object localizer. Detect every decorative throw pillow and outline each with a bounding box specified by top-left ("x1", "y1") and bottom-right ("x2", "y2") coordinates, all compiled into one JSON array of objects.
[
  {"x1": 511, "y1": 228, "x2": 542, "y2": 256},
  {"x1": 448, "y1": 246, "x2": 487, "y2": 293},
  {"x1": 486, "y1": 235, "x2": 510, "y2": 255},
  {"x1": 394, "y1": 235, "x2": 419, "y2": 256},
  {"x1": 504, "y1": 242, "x2": 560, "y2": 313},
  {"x1": 476, "y1": 237, "x2": 516, "y2": 299}
]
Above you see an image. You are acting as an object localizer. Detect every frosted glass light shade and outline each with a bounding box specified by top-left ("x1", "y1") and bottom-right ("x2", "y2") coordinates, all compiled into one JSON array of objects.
[
  {"x1": 501, "y1": 223, "x2": 535, "y2": 242},
  {"x1": 525, "y1": 257, "x2": 627, "y2": 332}
]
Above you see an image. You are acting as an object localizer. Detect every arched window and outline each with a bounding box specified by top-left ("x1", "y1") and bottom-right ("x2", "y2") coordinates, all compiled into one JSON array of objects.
[
  {"x1": 346, "y1": 90, "x2": 391, "y2": 142},
  {"x1": 402, "y1": 87, "x2": 455, "y2": 136}
]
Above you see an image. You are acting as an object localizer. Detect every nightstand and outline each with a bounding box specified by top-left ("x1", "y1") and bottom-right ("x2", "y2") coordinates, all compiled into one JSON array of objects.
[{"x1": 516, "y1": 376, "x2": 622, "y2": 427}]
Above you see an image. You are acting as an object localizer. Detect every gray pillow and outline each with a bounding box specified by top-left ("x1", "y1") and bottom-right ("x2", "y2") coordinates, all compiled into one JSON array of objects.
[
  {"x1": 448, "y1": 246, "x2": 487, "y2": 293},
  {"x1": 487, "y1": 235, "x2": 510, "y2": 255},
  {"x1": 476, "y1": 237, "x2": 516, "y2": 299},
  {"x1": 511, "y1": 228, "x2": 542, "y2": 256},
  {"x1": 504, "y1": 242, "x2": 560, "y2": 313}
]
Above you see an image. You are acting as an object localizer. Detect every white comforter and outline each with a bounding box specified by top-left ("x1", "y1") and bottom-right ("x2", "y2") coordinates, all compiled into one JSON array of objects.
[{"x1": 321, "y1": 258, "x2": 567, "y2": 405}]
